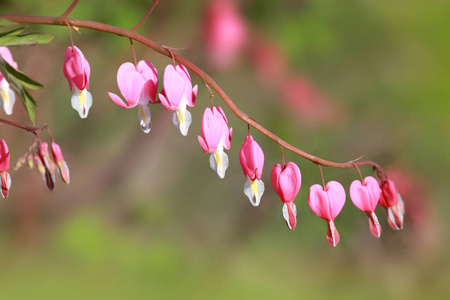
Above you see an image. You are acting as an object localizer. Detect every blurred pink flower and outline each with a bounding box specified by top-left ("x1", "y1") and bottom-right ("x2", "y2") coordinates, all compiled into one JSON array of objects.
[
  {"x1": 271, "y1": 162, "x2": 302, "y2": 230},
  {"x1": 0, "y1": 46, "x2": 18, "y2": 115},
  {"x1": 309, "y1": 181, "x2": 346, "y2": 247},
  {"x1": 203, "y1": 0, "x2": 248, "y2": 70},
  {"x1": 239, "y1": 135, "x2": 264, "y2": 206},
  {"x1": 279, "y1": 75, "x2": 342, "y2": 126},
  {"x1": 63, "y1": 46, "x2": 92, "y2": 119},
  {"x1": 350, "y1": 176, "x2": 382, "y2": 238}
]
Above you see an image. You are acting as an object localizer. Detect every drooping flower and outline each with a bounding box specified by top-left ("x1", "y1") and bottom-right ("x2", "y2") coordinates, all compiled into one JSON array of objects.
[
  {"x1": 38, "y1": 142, "x2": 56, "y2": 191},
  {"x1": 309, "y1": 181, "x2": 346, "y2": 247},
  {"x1": 350, "y1": 176, "x2": 382, "y2": 238},
  {"x1": 0, "y1": 139, "x2": 11, "y2": 198},
  {"x1": 198, "y1": 106, "x2": 232, "y2": 178},
  {"x1": 0, "y1": 47, "x2": 18, "y2": 115},
  {"x1": 159, "y1": 64, "x2": 198, "y2": 136},
  {"x1": 51, "y1": 142, "x2": 70, "y2": 184},
  {"x1": 379, "y1": 179, "x2": 405, "y2": 230},
  {"x1": 63, "y1": 46, "x2": 92, "y2": 119},
  {"x1": 239, "y1": 135, "x2": 264, "y2": 206},
  {"x1": 271, "y1": 162, "x2": 302, "y2": 230},
  {"x1": 108, "y1": 60, "x2": 158, "y2": 133}
]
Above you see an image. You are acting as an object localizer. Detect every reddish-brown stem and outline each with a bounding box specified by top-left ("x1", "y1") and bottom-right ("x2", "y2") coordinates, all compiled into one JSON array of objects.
[
  {"x1": 0, "y1": 117, "x2": 47, "y2": 138},
  {"x1": 353, "y1": 164, "x2": 364, "y2": 182},
  {"x1": 318, "y1": 165, "x2": 325, "y2": 190},
  {"x1": 131, "y1": 0, "x2": 160, "y2": 32},
  {"x1": 57, "y1": 0, "x2": 79, "y2": 22},
  {"x1": 130, "y1": 39, "x2": 137, "y2": 68},
  {"x1": 0, "y1": 14, "x2": 385, "y2": 175},
  {"x1": 280, "y1": 145, "x2": 285, "y2": 167}
]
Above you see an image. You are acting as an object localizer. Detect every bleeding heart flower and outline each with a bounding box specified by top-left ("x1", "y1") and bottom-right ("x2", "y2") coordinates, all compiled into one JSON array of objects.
[
  {"x1": 0, "y1": 47, "x2": 18, "y2": 115},
  {"x1": 108, "y1": 60, "x2": 158, "y2": 133},
  {"x1": 38, "y1": 142, "x2": 56, "y2": 191},
  {"x1": 350, "y1": 176, "x2": 382, "y2": 238},
  {"x1": 271, "y1": 162, "x2": 302, "y2": 230},
  {"x1": 198, "y1": 106, "x2": 232, "y2": 178},
  {"x1": 239, "y1": 135, "x2": 264, "y2": 206},
  {"x1": 309, "y1": 181, "x2": 346, "y2": 247},
  {"x1": 379, "y1": 179, "x2": 404, "y2": 230},
  {"x1": 51, "y1": 142, "x2": 70, "y2": 184},
  {"x1": 159, "y1": 64, "x2": 198, "y2": 136},
  {"x1": 63, "y1": 46, "x2": 92, "y2": 119},
  {"x1": 0, "y1": 139, "x2": 11, "y2": 198}
]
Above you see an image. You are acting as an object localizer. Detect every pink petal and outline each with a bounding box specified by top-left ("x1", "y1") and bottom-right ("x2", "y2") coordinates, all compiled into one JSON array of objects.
[
  {"x1": 161, "y1": 64, "x2": 185, "y2": 110},
  {"x1": 0, "y1": 140, "x2": 10, "y2": 172},
  {"x1": 283, "y1": 202, "x2": 297, "y2": 230},
  {"x1": 108, "y1": 92, "x2": 131, "y2": 109},
  {"x1": 350, "y1": 176, "x2": 381, "y2": 213},
  {"x1": 63, "y1": 46, "x2": 88, "y2": 91},
  {"x1": 308, "y1": 181, "x2": 345, "y2": 221},
  {"x1": 277, "y1": 162, "x2": 301, "y2": 202},
  {"x1": 138, "y1": 60, "x2": 159, "y2": 104},
  {"x1": 116, "y1": 62, "x2": 144, "y2": 107},
  {"x1": 190, "y1": 85, "x2": 198, "y2": 107},
  {"x1": 239, "y1": 135, "x2": 264, "y2": 181},
  {"x1": 198, "y1": 107, "x2": 224, "y2": 153},
  {"x1": 379, "y1": 179, "x2": 398, "y2": 208}
]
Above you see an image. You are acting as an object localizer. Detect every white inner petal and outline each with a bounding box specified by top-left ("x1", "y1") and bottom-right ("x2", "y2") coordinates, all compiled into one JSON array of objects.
[
  {"x1": 209, "y1": 149, "x2": 228, "y2": 179},
  {"x1": 71, "y1": 88, "x2": 93, "y2": 119},
  {"x1": 244, "y1": 176, "x2": 264, "y2": 207},
  {"x1": 173, "y1": 108, "x2": 191, "y2": 136},
  {"x1": 138, "y1": 105, "x2": 152, "y2": 134},
  {"x1": 282, "y1": 203, "x2": 297, "y2": 230},
  {"x1": 0, "y1": 80, "x2": 16, "y2": 115}
]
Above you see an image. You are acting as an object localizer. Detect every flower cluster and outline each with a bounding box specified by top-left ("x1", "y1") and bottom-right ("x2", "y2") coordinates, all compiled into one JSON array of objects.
[
  {"x1": 14, "y1": 139, "x2": 70, "y2": 192},
  {"x1": 0, "y1": 13, "x2": 406, "y2": 249}
]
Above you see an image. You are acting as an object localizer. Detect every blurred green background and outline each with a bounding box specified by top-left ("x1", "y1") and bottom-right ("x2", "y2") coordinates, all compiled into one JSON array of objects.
[{"x1": 0, "y1": 0, "x2": 449, "y2": 299}]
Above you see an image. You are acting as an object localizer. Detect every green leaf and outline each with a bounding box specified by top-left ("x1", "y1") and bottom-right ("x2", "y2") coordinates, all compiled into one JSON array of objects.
[
  {"x1": 0, "y1": 27, "x2": 26, "y2": 37},
  {"x1": 23, "y1": 88, "x2": 37, "y2": 125},
  {"x1": 3, "y1": 61, "x2": 44, "y2": 90},
  {"x1": 0, "y1": 32, "x2": 54, "y2": 47},
  {"x1": 0, "y1": 57, "x2": 38, "y2": 124}
]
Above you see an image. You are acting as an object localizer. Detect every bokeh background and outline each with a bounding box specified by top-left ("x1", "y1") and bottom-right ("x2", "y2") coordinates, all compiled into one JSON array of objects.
[{"x1": 0, "y1": 0, "x2": 449, "y2": 299}]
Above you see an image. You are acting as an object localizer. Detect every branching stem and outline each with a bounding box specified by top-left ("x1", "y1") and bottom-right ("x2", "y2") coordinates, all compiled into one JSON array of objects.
[{"x1": 0, "y1": 13, "x2": 385, "y2": 177}]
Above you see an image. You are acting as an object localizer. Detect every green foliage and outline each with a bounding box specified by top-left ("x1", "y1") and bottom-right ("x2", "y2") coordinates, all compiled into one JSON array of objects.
[
  {"x1": 0, "y1": 56, "x2": 40, "y2": 124},
  {"x1": 0, "y1": 26, "x2": 53, "y2": 46}
]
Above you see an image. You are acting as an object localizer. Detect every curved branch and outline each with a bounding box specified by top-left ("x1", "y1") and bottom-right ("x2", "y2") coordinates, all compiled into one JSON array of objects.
[{"x1": 0, "y1": 14, "x2": 384, "y2": 174}]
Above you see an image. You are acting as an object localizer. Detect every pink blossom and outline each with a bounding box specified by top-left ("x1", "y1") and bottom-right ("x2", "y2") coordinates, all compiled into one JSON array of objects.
[
  {"x1": 36, "y1": 142, "x2": 56, "y2": 191},
  {"x1": 63, "y1": 46, "x2": 92, "y2": 119},
  {"x1": 0, "y1": 47, "x2": 17, "y2": 115},
  {"x1": 51, "y1": 142, "x2": 70, "y2": 184},
  {"x1": 203, "y1": 0, "x2": 248, "y2": 70},
  {"x1": 379, "y1": 179, "x2": 404, "y2": 230},
  {"x1": 159, "y1": 64, "x2": 198, "y2": 136},
  {"x1": 0, "y1": 140, "x2": 11, "y2": 198},
  {"x1": 108, "y1": 60, "x2": 158, "y2": 133},
  {"x1": 309, "y1": 181, "x2": 346, "y2": 247},
  {"x1": 271, "y1": 162, "x2": 302, "y2": 230},
  {"x1": 198, "y1": 106, "x2": 232, "y2": 178},
  {"x1": 239, "y1": 135, "x2": 264, "y2": 206},
  {"x1": 350, "y1": 176, "x2": 382, "y2": 238}
]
